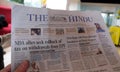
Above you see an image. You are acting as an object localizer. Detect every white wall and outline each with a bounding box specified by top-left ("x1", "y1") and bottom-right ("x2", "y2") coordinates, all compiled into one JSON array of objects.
[
  {"x1": 47, "y1": 0, "x2": 81, "y2": 10},
  {"x1": 47, "y1": 0, "x2": 67, "y2": 10},
  {"x1": 66, "y1": 0, "x2": 81, "y2": 10}
]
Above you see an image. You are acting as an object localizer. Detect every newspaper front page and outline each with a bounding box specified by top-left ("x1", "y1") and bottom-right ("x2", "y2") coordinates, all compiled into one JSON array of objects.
[{"x1": 12, "y1": 5, "x2": 120, "y2": 72}]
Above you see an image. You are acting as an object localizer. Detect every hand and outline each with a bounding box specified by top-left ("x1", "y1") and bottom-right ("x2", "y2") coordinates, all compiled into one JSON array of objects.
[
  {"x1": 15, "y1": 60, "x2": 29, "y2": 72},
  {"x1": 0, "y1": 60, "x2": 29, "y2": 72}
]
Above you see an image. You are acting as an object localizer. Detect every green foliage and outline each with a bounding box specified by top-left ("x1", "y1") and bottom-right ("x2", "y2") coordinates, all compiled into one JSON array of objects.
[
  {"x1": 10, "y1": 0, "x2": 24, "y2": 4},
  {"x1": 117, "y1": 16, "x2": 120, "y2": 19},
  {"x1": 117, "y1": 10, "x2": 120, "y2": 19}
]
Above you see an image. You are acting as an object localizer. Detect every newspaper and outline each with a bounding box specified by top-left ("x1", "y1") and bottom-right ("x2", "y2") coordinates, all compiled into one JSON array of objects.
[{"x1": 11, "y1": 5, "x2": 120, "y2": 72}]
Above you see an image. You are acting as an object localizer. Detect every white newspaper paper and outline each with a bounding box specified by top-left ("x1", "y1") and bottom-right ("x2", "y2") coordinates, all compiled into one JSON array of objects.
[{"x1": 12, "y1": 5, "x2": 120, "y2": 72}]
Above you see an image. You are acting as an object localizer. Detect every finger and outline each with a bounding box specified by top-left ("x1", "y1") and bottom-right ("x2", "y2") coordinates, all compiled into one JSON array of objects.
[
  {"x1": 0, "y1": 64, "x2": 11, "y2": 72},
  {"x1": 15, "y1": 60, "x2": 29, "y2": 72}
]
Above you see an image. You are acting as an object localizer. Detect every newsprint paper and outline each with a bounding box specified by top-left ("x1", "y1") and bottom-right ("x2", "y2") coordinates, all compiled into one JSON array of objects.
[{"x1": 12, "y1": 5, "x2": 120, "y2": 72}]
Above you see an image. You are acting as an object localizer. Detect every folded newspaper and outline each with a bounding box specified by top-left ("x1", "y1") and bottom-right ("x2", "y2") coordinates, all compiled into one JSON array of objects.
[{"x1": 12, "y1": 5, "x2": 120, "y2": 72}]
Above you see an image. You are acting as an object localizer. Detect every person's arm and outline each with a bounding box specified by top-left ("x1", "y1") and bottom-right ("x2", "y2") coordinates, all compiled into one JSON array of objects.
[{"x1": 0, "y1": 60, "x2": 29, "y2": 72}]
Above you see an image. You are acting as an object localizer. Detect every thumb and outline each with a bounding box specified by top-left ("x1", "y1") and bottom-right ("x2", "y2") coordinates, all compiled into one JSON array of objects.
[
  {"x1": 0, "y1": 64, "x2": 11, "y2": 72},
  {"x1": 15, "y1": 60, "x2": 29, "y2": 72}
]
